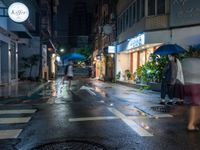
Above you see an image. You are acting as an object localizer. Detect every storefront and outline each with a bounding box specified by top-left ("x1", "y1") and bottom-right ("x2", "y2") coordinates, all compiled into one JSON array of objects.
[
  {"x1": 95, "y1": 53, "x2": 106, "y2": 80},
  {"x1": 116, "y1": 33, "x2": 162, "y2": 81},
  {"x1": 93, "y1": 46, "x2": 115, "y2": 81}
]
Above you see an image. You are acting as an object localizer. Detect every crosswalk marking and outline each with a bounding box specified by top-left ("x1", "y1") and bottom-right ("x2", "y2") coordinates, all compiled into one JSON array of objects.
[
  {"x1": 0, "y1": 109, "x2": 36, "y2": 114},
  {"x1": 108, "y1": 107, "x2": 153, "y2": 137},
  {"x1": 0, "y1": 117, "x2": 31, "y2": 124},
  {"x1": 0, "y1": 109, "x2": 36, "y2": 139},
  {"x1": 0, "y1": 129, "x2": 22, "y2": 139}
]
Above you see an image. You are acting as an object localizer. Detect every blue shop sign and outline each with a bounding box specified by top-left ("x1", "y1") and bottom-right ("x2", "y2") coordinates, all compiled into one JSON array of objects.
[
  {"x1": 127, "y1": 34, "x2": 145, "y2": 50},
  {"x1": 117, "y1": 33, "x2": 145, "y2": 53}
]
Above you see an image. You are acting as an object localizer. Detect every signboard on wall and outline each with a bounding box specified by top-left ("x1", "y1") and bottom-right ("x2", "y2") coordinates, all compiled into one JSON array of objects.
[
  {"x1": 8, "y1": 2, "x2": 29, "y2": 23},
  {"x1": 170, "y1": 0, "x2": 200, "y2": 27},
  {"x1": 127, "y1": 34, "x2": 145, "y2": 50},
  {"x1": 108, "y1": 46, "x2": 116, "y2": 53}
]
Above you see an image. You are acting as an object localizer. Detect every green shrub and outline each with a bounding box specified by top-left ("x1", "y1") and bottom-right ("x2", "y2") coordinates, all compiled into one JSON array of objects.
[{"x1": 136, "y1": 54, "x2": 168, "y2": 83}]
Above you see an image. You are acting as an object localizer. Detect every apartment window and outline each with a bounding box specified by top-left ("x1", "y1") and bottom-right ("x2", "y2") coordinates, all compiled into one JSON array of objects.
[
  {"x1": 157, "y1": 0, "x2": 165, "y2": 15},
  {"x1": 148, "y1": 0, "x2": 165, "y2": 16},
  {"x1": 120, "y1": 17, "x2": 123, "y2": 33},
  {"x1": 136, "y1": 0, "x2": 140, "y2": 21},
  {"x1": 148, "y1": 0, "x2": 155, "y2": 16},
  {"x1": 126, "y1": 10, "x2": 128, "y2": 28},
  {"x1": 132, "y1": 3, "x2": 136, "y2": 25},
  {"x1": 129, "y1": 6, "x2": 132, "y2": 27},
  {"x1": 141, "y1": 0, "x2": 145, "y2": 18},
  {"x1": 122, "y1": 13, "x2": 126, "y2": 31},
  {"x1": 117, "y1": 17, "x2": 120, "y2": 34}
]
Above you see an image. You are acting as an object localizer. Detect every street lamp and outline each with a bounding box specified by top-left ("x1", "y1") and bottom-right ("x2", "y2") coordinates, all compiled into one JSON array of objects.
[{"x1": 60, "y1": 48, "x2": 65, "y2": 53}]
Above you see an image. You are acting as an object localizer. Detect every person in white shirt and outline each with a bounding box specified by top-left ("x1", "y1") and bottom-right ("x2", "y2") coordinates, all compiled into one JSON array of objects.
[
  {"x1": 182, "y1": 58, "x2": 200, "y2": 131},
  {"x1": 174, "y1": 58, "x2": 184, "y2": 105},
  {"x1": 64, "y1": 61, "x2": 74, "y2": 89}
]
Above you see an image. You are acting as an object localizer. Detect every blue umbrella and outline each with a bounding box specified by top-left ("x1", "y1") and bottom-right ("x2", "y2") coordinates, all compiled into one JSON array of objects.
[
  {"x1": 154, "y1": 44, "x2": 187, "y2": 56},
  {"x1": 61, "y1": 53, "x2": 86, "y2": 61}
]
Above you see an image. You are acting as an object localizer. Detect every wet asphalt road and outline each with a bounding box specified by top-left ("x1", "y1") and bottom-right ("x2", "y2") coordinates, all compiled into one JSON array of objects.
[{"x1": 0, "y1": 78, "x2": 200, "y2": 150}]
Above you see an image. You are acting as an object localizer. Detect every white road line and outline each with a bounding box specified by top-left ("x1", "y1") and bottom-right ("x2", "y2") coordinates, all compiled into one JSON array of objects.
[
  {"x1": 0, "y1": 109, "x2": 37, "y2": 114},
  {"x1": 80, "y1": 86, "x2": 96, "y2": 96},
  {"x1": 0, "y1": 129, "x2": 22, "y2": 139},
  {"x1": 69, "y1": 114, "x2": 172, "y2": 122},
  {"x1": 0, "y1": 117, "x2": 31, "y2": 124},
  {"x1": 27, "y1": 82, "x2": 49, "y2": 96},
  {"x1": 69, "y1": 116, "x2": 118, "y2": 122},
  {"x1": 153, "y1": 114, "x2": 173, "y2": 118},
  {"x1": 108, "y1": 108, "x2": 153, "y2": 137}
]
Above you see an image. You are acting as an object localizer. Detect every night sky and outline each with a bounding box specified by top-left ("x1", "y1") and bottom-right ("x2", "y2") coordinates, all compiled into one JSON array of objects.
[{"x1": 56, "y1": 0, "x2": 96, "y2": 48}]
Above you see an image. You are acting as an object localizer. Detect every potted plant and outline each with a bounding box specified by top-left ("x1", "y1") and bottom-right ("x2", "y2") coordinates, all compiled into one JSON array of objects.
[
  {"x1": 125, "y1": 69, "x2": 131, "y2": 80},
  {"x1": 115, "y1": 71, "x2": 121, "y2": 80}
]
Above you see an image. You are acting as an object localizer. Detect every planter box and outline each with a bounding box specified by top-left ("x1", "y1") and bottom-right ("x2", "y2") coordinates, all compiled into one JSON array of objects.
[{"x1": 148, "y1": 82, "x2": 161, "y2": 92}]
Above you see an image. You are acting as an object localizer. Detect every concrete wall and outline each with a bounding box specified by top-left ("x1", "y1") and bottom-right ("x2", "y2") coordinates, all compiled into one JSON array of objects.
[
  {"x1": 171, "y1": 26, "x2": 200, "y2": 49},
  {"x1": 18, "y1": 36, "x2": 40, "y2": 78},
  {"x1": 117, "y1": 0, "x2": 132, "y2": 15}
]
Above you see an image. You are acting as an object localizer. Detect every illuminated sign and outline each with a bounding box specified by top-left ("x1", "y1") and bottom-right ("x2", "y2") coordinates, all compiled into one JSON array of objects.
[
  {"x1": 8, "y1": 2, "x2": 29, "y2": 23},
  {"x1": 108, "y1": 46, "x2": 116, "y2": 53},
  {"x1": 127, "y1": 34, "x2": 145, "y2": 50}
]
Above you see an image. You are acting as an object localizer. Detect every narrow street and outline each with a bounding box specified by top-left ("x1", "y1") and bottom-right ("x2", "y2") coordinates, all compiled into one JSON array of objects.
[{"x1": 0, "y1": 78, "x2": 200, "y2": 150}]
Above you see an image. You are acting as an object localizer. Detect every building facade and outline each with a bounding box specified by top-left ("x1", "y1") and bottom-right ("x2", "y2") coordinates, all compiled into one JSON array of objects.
[
  {"x1": 40, "y1": 0, "x2": 59, "y2": 80},
  {"x1": 68, "y1": 1, "x2": 92, "y2": 49},
  {"x1": 92, "y1": 0, "x2": 117, "y2": 81},
  {"x1": 116, "y1": 0, "x2": 200, "y2": 81},
  {"x1": 0, "y1": 0, "x2": 38, "y2": 84}
]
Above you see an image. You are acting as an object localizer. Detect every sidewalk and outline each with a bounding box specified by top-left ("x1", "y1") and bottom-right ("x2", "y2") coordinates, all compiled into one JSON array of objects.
[{"x1": 0, "y1": 81, "x2": 45, "y2": 98}]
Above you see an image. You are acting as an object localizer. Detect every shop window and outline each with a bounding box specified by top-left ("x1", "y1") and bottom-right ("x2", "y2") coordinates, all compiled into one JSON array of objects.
[
  {"x1": 139, "y1": 51, "x2": 146, "y2": 66},
  {"x1": 133, "y1": 52, "x2": 138, "y2": 73},
  {"x1": 146, "y1": 48, "x2": 154, "y2": 62}
]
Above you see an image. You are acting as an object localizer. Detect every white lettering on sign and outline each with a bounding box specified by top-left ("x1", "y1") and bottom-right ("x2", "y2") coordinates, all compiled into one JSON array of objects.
[
  {"x1": 8, "y1": 2, "x2": 29, "y2": 23},
  {"x1": 127, "y1": 34, "x2": 145, "y2": 50},
  {"x1": 108, "y1": 46, "x2": 115, "y2": 53}
]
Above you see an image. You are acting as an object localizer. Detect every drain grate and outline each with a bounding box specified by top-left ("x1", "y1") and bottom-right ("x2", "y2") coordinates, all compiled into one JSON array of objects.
[
  {"x1": 151, "y1": 106, "x2": 171, "y2": 113},
  {"x1": 32, "y1": 140, "x2": 107, "y2": 150}
]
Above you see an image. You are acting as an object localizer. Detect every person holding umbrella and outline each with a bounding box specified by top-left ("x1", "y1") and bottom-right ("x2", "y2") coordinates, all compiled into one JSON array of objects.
[
  {"x1": 154, "y1": 44, "x2": 187, "y2": 105},
  {"x1": 63, "y1": 61, "x2": 74, "y2": 90},
  {"x1": 160, "y1": 54, "x2": 177, "y2": 105}
]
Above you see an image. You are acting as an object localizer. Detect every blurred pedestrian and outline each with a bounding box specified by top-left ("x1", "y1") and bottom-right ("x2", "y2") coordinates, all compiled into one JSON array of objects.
[
  {"x1": 63, "y1": 61, "x2": 74, "y2": 90},
  {"x1": 182, "y1": 58, "x2": 200, "y2": 131},
  {"x1": 160, "y1": 54, "x2": 178, "y2": 105},
  {"x1": 174, "y1": 57, "x2": 185, "y2": 105}
]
